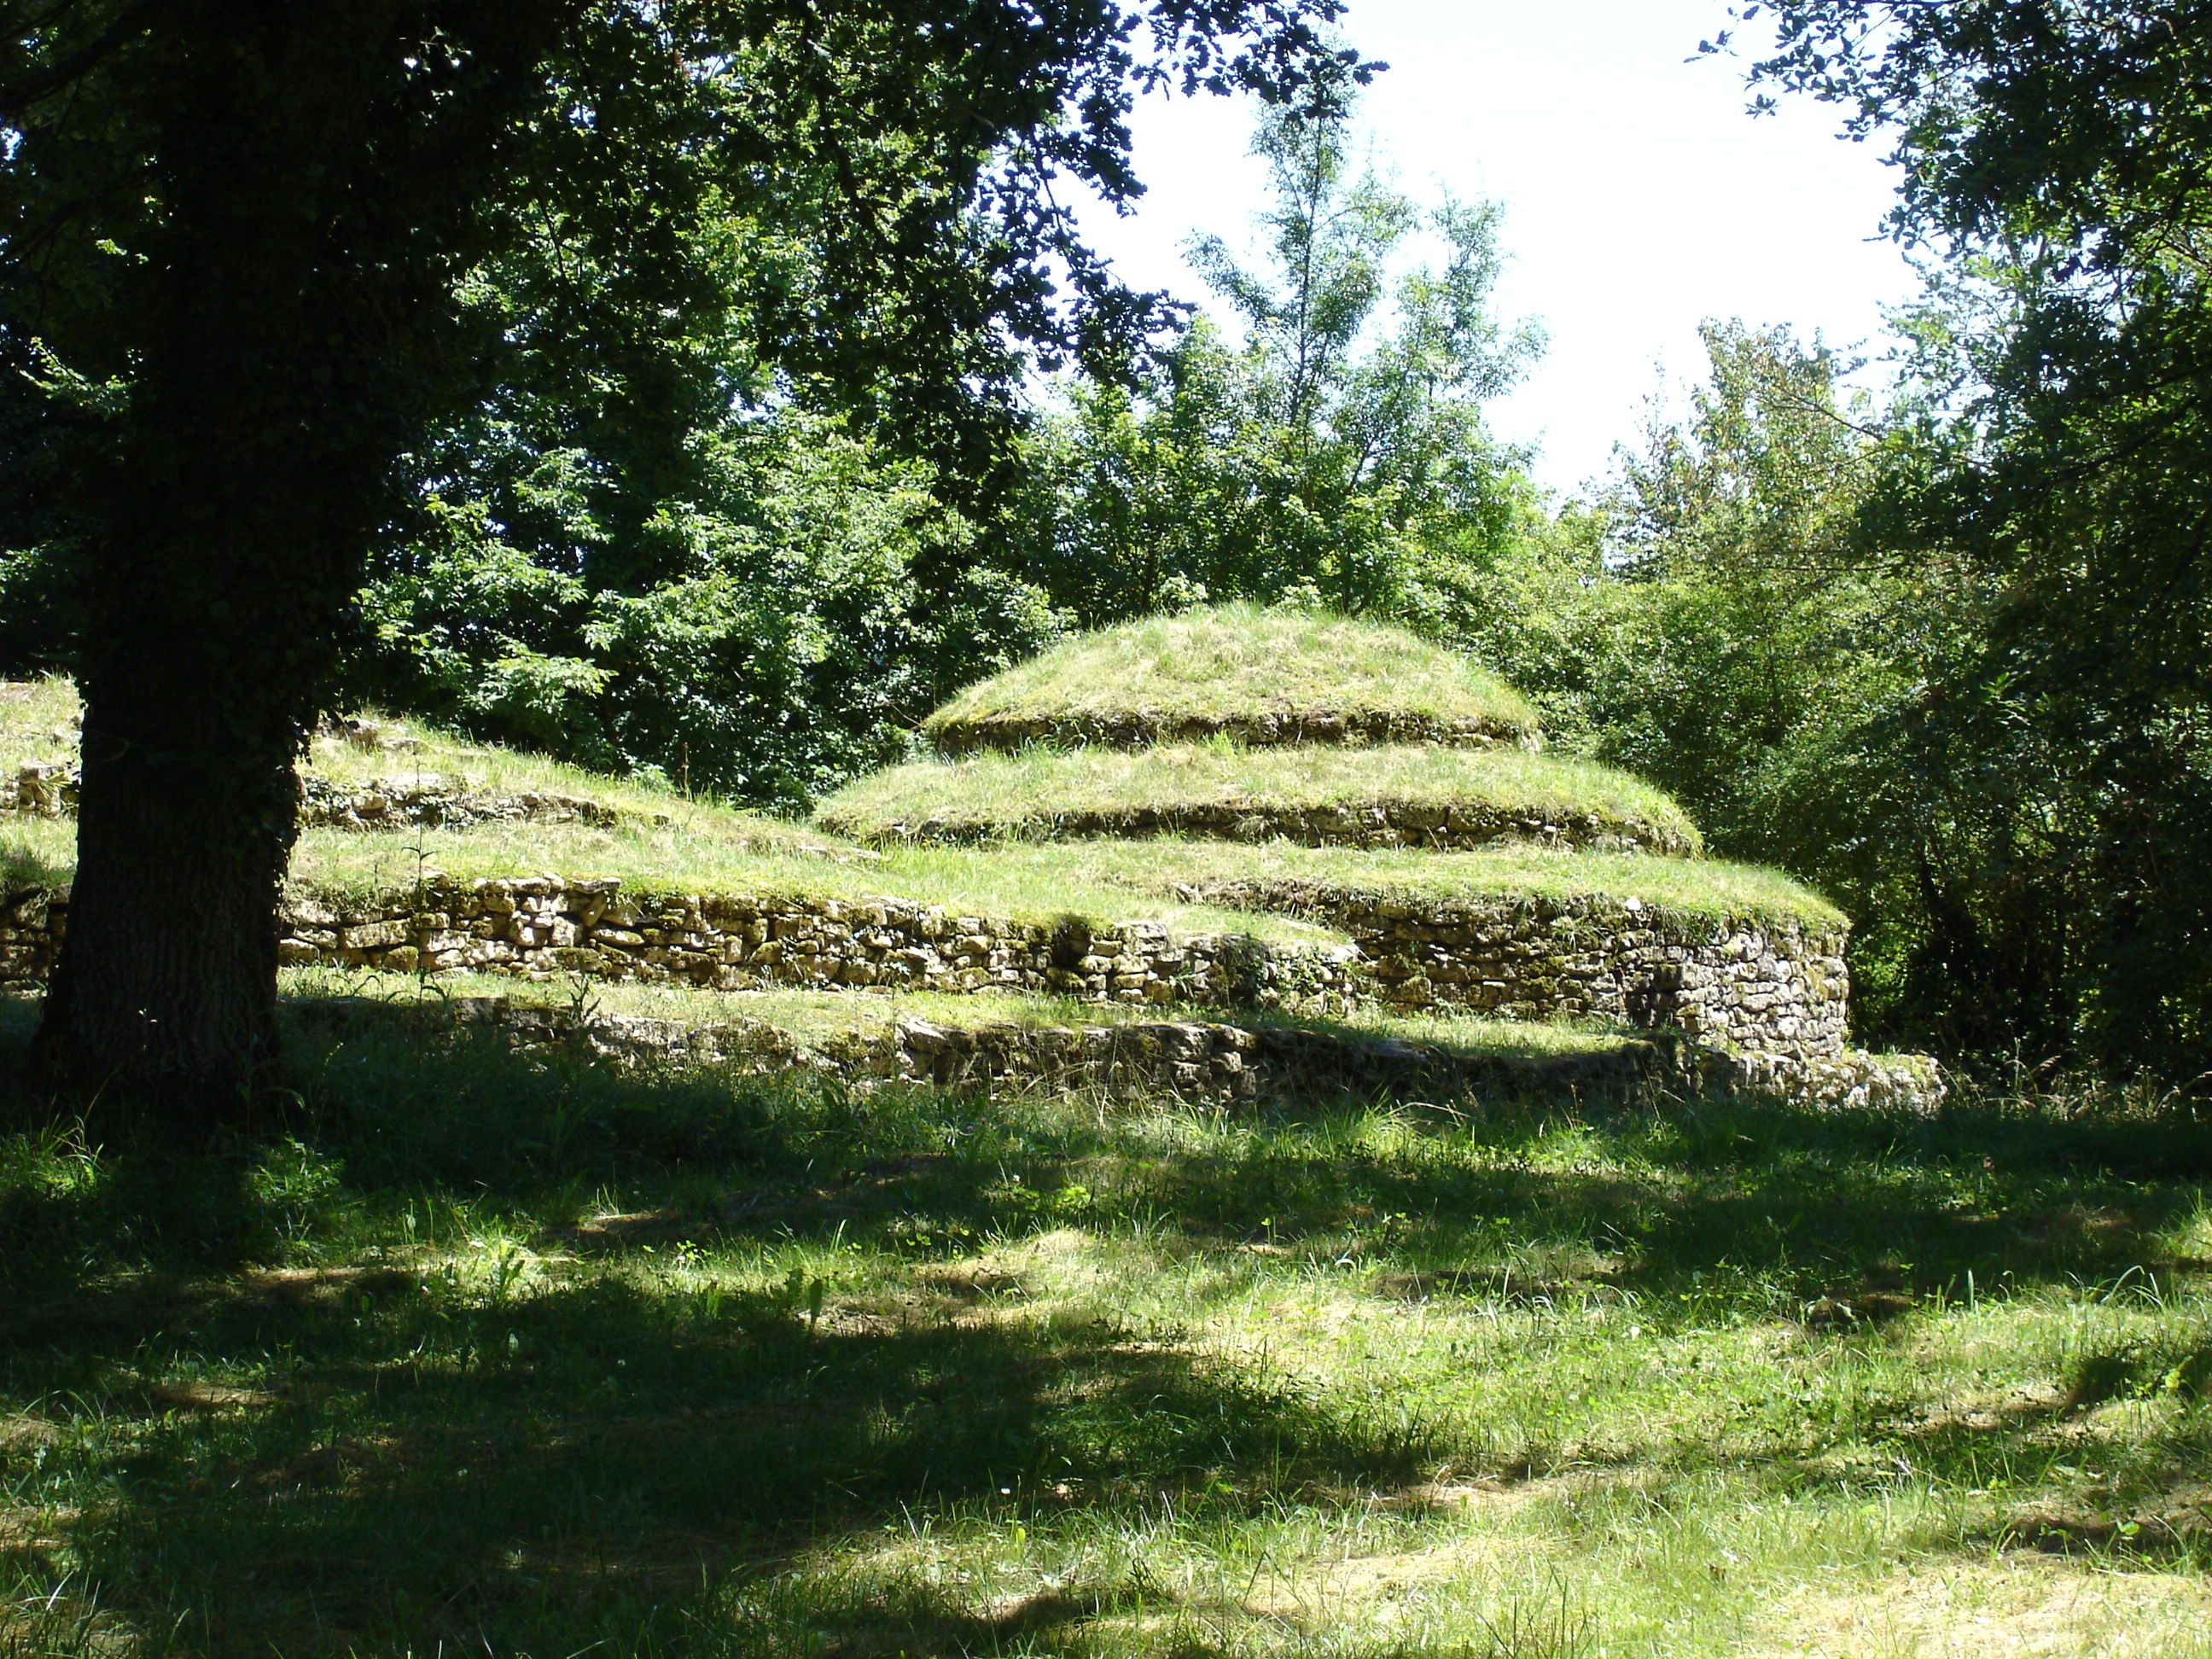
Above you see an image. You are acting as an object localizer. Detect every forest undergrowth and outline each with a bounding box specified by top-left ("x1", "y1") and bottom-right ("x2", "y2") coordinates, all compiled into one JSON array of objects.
[{"x1": 0, "y1": 994, "x2": 2208, "y2": 1657}]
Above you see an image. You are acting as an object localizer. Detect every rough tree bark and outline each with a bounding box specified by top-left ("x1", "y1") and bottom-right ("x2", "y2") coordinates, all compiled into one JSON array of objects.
[{"x1": 31, "y1": 4, "x2": 414, "y2": 1128}]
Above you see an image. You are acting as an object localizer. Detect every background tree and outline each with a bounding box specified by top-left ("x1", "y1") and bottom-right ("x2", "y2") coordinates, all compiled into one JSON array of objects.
[
  {"x1": 1009, "y1": 96, "x2": 1540, "y2": 624},
  {"x1": 1729, "y1": 0, "x2": 2212, "y2": 1074}
]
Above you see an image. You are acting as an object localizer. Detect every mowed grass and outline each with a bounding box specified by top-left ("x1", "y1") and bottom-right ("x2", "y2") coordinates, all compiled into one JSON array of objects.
[
  {"x1": 816, "y1": 742, "x2": 1702, "y2": 854},
  {"x1": 0, "y1": 995, "x2": 2208, "y2": 1657},
  {"x1": 924, "y1": 605, "x2": 1543, "y2": 750}
]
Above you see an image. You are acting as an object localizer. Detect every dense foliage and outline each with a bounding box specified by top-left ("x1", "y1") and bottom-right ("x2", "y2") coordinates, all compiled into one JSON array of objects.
[
  {"x1": 1729, "y1": 0, "x2": 2212, "y2": 1074},
  {"x1": 1006, "y1": 98, "x2": 1540, "y2": 626}
]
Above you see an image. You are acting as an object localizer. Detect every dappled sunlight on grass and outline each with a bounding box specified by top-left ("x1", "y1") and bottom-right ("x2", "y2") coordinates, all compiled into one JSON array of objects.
[{"x1": 0, "y1": 1004, "x2": 2207, "y2": 1654}]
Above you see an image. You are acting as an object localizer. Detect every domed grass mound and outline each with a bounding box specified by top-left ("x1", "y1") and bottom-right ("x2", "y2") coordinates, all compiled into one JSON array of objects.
[
  {"x1": 923, "y1": 604, "x2": 1542, "y2": 755},
  {"x1": 816, "y1": 742, "x2": 1703, "y2": 857}
]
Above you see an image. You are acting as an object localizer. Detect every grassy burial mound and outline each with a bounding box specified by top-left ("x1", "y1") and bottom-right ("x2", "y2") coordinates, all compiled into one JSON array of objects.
[
  {"x1": 923, "y1": 603, "x2": 1542, "y2": 754},
  {"x1": 3, "y1": 634, "x2": 1901, "y2": 1097},
  {"x1": 818, "y1": 739, "x2": 1702, "y2": 855}
]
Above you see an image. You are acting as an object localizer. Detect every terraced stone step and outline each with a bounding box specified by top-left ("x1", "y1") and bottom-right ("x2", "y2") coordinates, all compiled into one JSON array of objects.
[
  {"x1": 0, "y1": 866, "x2": 1848, "y2": 1060},
  {"x1": 286, "y1": 981, "x2": 1946, "y2": 1115},
  {"x1": 818, "y1": 742, "x2": 1699, "y2": 856}
]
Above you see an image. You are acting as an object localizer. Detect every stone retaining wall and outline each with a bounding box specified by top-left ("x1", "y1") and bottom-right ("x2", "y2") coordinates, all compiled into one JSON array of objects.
[
  {"x1": 928, "y1": 710, "x2": 1541, "y2": 756},
  {"x1": 843, "y1": 798, "x2": 1691, "y2": 857},
  {"x1": 1, "y1": 760, "x2": 633, "y2": 831},
  {"x1": 0, "y1": 873, "x2": 1847, "y2": 1060},
  {"x1": 1173, "y1": 882, "x2": 1850, "y2": 1059},
  {"x1": 300, "y1": 995, "x2": 1945, "y2": 1114},
  {"x1": 0, "y1": 878, "x2": 1362, "y2": 1014},
  {"x1": 299, "y1": 774, "x2": 630, "y2": 830},
  {"x1": 1345, "y1": 896, "x2": 1849, "y2": 1057},
  {"x1": 1, "y1": 763, "x2": 73, "y2": 817},
  {"x1": 309, "y1": 994, "x2": 1675, "y2": 1103}
]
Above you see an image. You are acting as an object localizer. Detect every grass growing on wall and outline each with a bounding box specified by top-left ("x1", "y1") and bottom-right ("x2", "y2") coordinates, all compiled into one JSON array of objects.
[
  {"x1": 0, "y1": 998, "x2": 2207, "y2": 1657},
  {"x1": 924, "y1": 604, "x2": 1544, "y2": 750},
  {"x1": 276, "y1": 966, "x2": 1641, "y2": 1060},
  {"x1": 816, "y1": 741, "x2": 1703, "y2": 853},
  {"x1": 968, "y1": 838, "x2": 1850, "y2": 933}
]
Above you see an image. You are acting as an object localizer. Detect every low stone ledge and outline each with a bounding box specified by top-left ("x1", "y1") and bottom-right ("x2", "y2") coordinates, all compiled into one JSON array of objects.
[
  {"x1": 300, "y1": 774, "x2": 634, "y2": 830},
  {"x1": 297, "y1": 993, "x2": 1679, "y2": 1104},
  {"x1": 0, "y1": 871, "x2": 1855, "y2": 1068},
  {"x1": 849, "y1": 797, "x2": 1690, "y2": 857},
  {"x1": 291, "y1": 993, "x2": 1944, "y2": 1115},
  {"x1": 928, "y1": 710, "x2": 1542, "y2": 757}
]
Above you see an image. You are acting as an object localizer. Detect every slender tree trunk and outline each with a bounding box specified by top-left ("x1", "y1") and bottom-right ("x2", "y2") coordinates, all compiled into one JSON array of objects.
[{"x1": 32, "y1": 4, "x2": 410, "y2": 1129}]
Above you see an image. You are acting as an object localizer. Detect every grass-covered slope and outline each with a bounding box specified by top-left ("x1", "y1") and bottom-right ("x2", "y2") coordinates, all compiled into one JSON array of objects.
[
  {"x1": 964, "y1": 837, "x2": 1848, "y2": 931},
  {"x1": 924, "y1": 604, "x2": 1543, "y2": 754},
  {"x1": 818, "y1": 740, "x2": 1702, "y2": 855}
]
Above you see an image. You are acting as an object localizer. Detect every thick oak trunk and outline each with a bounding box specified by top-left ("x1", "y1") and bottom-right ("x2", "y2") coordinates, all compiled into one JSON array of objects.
[
  {"x1": 35, "y1": 681, "x2": 294, "y2": 1131},
  {"x1": 30, "y1": 4, "x2": 413, "y2": 1128}
]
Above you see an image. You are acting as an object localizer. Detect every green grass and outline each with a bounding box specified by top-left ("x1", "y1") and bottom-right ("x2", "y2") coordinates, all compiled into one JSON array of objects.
[
  {"x1": 0, "y1": 675, "x2": 78, "y2": 761},
  {"x1": 279, "y1": 966, "x2": 1639, "y2": 1061},
  {"x1": 963, "y1": 837, "x2": 1849, "y2": 933},
  {"x1": 0, "y1": 998, "x2": 2209, "y2": 1656},
  {"x1": 817, "y1": 741, "x2": 1703, "y2": 854},
  {"x1": 6, "y1": 815, "x2": 1350, "y2": 950},
  {"x1": 924, "y1": 604, "x2": 1544, "y2": 752},
  {"x1": 7, "y1": 812, "x2": 1837, "y2": 945}
]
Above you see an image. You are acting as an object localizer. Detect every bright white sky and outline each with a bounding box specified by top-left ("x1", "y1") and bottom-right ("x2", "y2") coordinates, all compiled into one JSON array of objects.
[{"x1": 1068, "y1": 0, "x2": 1921, "y2": 496}]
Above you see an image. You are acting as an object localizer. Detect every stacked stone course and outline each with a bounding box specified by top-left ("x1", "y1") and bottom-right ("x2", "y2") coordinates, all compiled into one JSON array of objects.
[
  {"x1": 1, "y1": 872, "x2": 1838, "y2": 1056},
  {"x1": 928, "y1": 709, "x2": 1539, "y2": 756},
  {"x1": 850, "y1": 796, "x2": 1691, "y2": 857},
  {"x1": 296, "y1": 992, "x2": 1941, "y2": 1113}
]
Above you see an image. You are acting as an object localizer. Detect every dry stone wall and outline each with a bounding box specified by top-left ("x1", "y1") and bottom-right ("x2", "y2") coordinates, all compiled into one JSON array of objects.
[
  {"x1": 299, "y1": 774, "x2": 630, "y2": 830},
  {"x1": 0, "y1": 878, "x2": 1361, "y2": 1010},
  {"x1": 298, "y1": 993, "x2": 1941, "y2": 1114},
  {"x1": 306, "y1": 993, "x2": 1678, "y2": 1103},
  {"x1": 852, "y1": 798, "x2": 1691, "y2": 857},
  {"x1": 2, "y1": 760, "x2": 637, "y2": 831},
  {"x1": 1155, "y1": 880, "x2": 1850, "y2": 1057},
  {"x1": 928, "y1": 709, "x2": 1540, "y2": 756},
  {"x1": 1, "y1": 871, "x2": 1841, "y2": 1057},
  {"x1": 4, "y1": 875, "x2": 1936, "y2": 1109},
  {"x1": 1342, "y1": 895, "x2": 1850, "y2": 1057}
]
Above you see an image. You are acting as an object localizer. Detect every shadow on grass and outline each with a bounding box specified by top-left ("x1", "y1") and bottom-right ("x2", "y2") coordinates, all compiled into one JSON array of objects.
[{"x1": 0, "y1": 996, "x2": 2209, "y2": 1653}]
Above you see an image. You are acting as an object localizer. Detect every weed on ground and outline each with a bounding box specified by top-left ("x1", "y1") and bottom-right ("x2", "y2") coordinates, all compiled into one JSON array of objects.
[{"x1": 0, "y1": 999, "x2": 2207, "y2": 1656}]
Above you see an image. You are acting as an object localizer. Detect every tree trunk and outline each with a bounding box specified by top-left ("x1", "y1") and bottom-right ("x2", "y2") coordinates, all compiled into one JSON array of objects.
[
  {"x1": 35, "y1": 676, "x2": 294, "y2": 1134},
  {"x1": 31, "y1": 4, "x2": 412, "y2": 1129}
]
